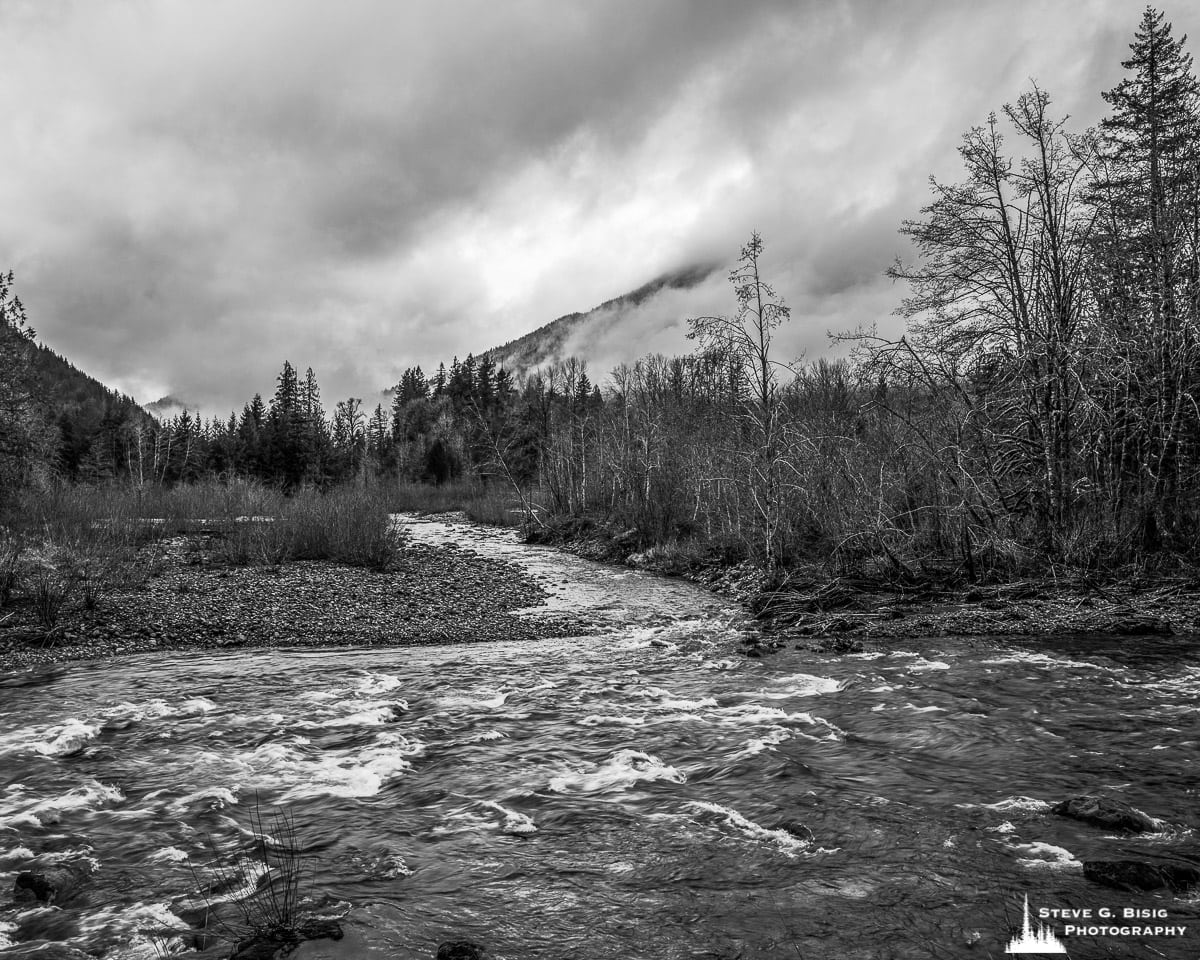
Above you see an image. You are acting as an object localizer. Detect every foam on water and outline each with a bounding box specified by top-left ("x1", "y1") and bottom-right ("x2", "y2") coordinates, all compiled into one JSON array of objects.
[
  {"x1": 285, "y1": 740, "x2": 423, "y2": 801},
  {"x1": 968, "y1": 796, "x2": 1052, "y2": 813},
  {"x1": 579, "y1": 714, "x2": 647, "y2": 727},
  {"x1": 767, "y1": 673, "x2": 843, "y2": 695},
  {"x1": 168, "y1": 786, "x2": 239, "y2": 813},
  {"x1": 907, "y1": 658, "x2": 951, "y2": 672},
  {"x1": 30, "y1": 719, "x2": 102, "y2": 757},
  {"x1": 730, "y1": 727, "x2": 791, "y2": 760},
  {"x1": 174, "y1": 728, "x2": 425, "y2": 802},
  {"x1": 109, "y1": 697, "x2": 216, "y2": 722},
  {"x1": 981, "y1": 651, "x2": 1110, "y2": 671},
  {"x1": 1011, "y1": 841, "x2": 1082, "y2": 871},
  {"x1": 548, "y1": 749, "x2": 685, "y2": 794},
  {"x1": 354, "y1": 673, "x2": 404, "y2": 696},
  {"x1": 304, "y1": 702, "x2": 406, "y2": 728},
  {"x1": 687, "y1": 801, "x2": 812, "y2": 856},
  {"x1": 75, "y1": 899, "x2": 188, "y2": 939},
  {"x1": 0, "y1": 780, "x2": 123, "y2": 829},
  {"x1": 146, "y1": 846, "x2": 191, "y2": 863},
  {"x1": 441, "y1": 690, "x2": 510, "y2": 710},
  {"x1": 0, "y1": 693, "x2": 226, "y2": 762},
  {"x1": 0, "y1": 845, "x2": 34, "y2": 863},
  {"x1": 638, "y1": 686, "x2": 718, "y2": 711},
  {"x1": 700, "y1": 658, "x2": 740, "y2": 670},
  {"x1": 481, "y1": 800, "x2": 537, "y2": 835},
  {"x1": 462, "y1": 729, "x2": 507, "y2": 742}
]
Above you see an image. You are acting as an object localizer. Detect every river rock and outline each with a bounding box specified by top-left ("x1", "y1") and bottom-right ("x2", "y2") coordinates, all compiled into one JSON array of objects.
[
  {"x1": 13, "y1": 863, "x2": 90, "y2": 904},
  {"x1": 1083, "y1": 860, "x2": 1200, "y2": 892},
  {"x1": 775, "y1": 819, "x2": 814, "y2": 842},
  {"x1": 813, "y1": 635, "x2": 864, "y2": 654},
  {"x1": 228, "y1": 918, "x2": 343, "y2": 959},
  {"x1": 1051, "y1": 795, "x2": 1158, "y2": 833},
  {"x1": 1108, "y1": 615, "x2": 1173, "y2": 636},
  {"x1": 230, "y1": 938, "x2": 293, "y2": 960},
  {"x1": 297, "y1": 918, "x2": 344, "y2": 941},
  {"x1": 436, "y1": 940, "x2": 490, "y2": 960}
]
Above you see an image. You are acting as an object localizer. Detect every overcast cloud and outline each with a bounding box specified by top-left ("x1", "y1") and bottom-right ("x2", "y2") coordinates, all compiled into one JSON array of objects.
[{"x1": 2, "y1": 0, "x2": 1196, "y2": 416}]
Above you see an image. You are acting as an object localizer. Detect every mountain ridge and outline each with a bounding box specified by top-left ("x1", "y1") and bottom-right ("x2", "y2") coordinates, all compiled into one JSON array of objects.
[{"x1": 482, "y1": 261, "x2": 720, "y2": 376}]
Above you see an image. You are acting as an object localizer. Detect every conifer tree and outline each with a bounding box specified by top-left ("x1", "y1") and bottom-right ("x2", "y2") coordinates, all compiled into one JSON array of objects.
[{"x1": 1090, "y1": 6, "x2": 1200, "y2": 542}]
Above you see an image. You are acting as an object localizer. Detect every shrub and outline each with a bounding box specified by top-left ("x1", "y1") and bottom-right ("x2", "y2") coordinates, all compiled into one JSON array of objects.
[
  {"x1": 287, "y1": 486, "x2": 402, "y2": 570},
  {"x1": 28, "y1": 556, "x2": 74, "y2": 633},
  {"x1": 0, "y1": 530, "x2": 22, "y2": 608},
  {"x1": 192, "y1": 799, "x2": 311, "y2": 950}
]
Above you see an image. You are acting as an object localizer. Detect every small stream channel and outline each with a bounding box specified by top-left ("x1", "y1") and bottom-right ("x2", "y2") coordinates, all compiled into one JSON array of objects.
[{"x1": 1, "y1": 514, "x2": 1198, "y2": 959}]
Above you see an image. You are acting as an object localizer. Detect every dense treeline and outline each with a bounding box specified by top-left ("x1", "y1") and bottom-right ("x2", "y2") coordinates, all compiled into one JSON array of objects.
[{"x1": 4, "y1": 7, "x2": 1200, "y2": 579}]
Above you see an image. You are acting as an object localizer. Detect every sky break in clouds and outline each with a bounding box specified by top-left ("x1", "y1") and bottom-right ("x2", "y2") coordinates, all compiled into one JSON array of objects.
[{"x1": 2, "y1": 0, "x2": 1198, "y2": 416}]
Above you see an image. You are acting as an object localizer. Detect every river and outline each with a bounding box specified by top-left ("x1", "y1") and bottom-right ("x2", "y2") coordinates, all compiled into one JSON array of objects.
[{"x1": 1, "y1": 515, "x2": 1198, "y2": 959}]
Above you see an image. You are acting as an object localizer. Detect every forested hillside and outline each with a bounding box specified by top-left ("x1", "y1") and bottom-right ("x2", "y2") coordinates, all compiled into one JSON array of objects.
[{"x1": 0, "y1": 272, "x2": 153, "y2": 490}]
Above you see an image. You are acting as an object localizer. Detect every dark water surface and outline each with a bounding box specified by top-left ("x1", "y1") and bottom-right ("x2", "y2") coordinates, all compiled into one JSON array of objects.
[{"x1": 2, "y1": 516, "x2": 1199, "y2": 959}]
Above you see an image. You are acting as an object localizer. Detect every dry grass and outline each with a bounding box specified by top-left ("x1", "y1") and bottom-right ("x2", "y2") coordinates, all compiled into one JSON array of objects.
[{"x1": 0, "y1": 481, "x2": 406, "y2": 638}]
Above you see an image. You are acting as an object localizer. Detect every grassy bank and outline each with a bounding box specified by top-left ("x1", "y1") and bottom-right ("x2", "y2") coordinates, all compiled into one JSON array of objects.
[{"x1": 0, "y1": 481, "x2": 405, "y2": 641}]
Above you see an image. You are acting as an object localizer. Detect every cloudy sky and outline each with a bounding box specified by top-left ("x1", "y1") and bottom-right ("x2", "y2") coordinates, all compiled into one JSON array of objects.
[{"x1": 2, "y1": 0, "x2": 1196, "y2": 416}]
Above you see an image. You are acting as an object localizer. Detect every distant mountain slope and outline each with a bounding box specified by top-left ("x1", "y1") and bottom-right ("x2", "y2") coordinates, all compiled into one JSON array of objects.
[
  {"x1": 32, "y1": 343, "x2": 149, "y2": 422},
  {"x1": 145, "y1": 394, "x2": 195, "y2": 419},
  {"x1": 29, "y1": 341, "x2": 156, "y2": 477},
  {"x1": 484, "y1": 262, "x2": 719, "y2": 375}
]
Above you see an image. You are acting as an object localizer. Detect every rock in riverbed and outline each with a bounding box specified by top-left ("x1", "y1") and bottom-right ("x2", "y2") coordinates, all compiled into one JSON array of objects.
[
  {"x1": 228, "y1": 918, "x2": 344, "y2": 959},
  {"x1": 12, "y1": 863, "x2": 90, "y2": 904},
  {"x1": 1051, "y1": 795, "x2": 1158, "y2": 833},
  {"x1": 775, "y1": 819, "x2": 814, "y2": 842}
]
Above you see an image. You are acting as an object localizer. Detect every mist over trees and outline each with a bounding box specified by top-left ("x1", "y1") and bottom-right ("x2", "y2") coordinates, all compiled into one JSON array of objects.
[{"x1": 4, "y1": 6, "x2": 1200, "y2": 576}]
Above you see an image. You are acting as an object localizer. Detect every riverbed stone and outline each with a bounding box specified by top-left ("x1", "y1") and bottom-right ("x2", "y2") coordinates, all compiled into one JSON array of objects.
[
  {"x1": 1083, "y1": 860, "x2": 1200, "y2": 892},
  {"x1": 13, "y1": 863, "x2": 89, "y2": 905},
  {"x1": 775, "y1": 819, "x2": 814, "y2": 842},
  {"x1": 1051, "y1": 795, "x2": 1158, "y2": 833},
  {"x1": 436, "y1": 940, "x2": 490, "y2": 960},
  {"x1": 1108, "y1": 614, "x2": 1173, "y2": 635}
]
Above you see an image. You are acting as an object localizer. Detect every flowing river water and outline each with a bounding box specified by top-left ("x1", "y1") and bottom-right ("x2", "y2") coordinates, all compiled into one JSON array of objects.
[{"x1": 1, "y1": 515, "x2": 1199, "y2": 959}]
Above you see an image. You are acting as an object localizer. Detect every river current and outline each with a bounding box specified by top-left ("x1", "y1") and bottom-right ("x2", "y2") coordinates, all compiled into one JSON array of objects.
[{"x1": 1, "y1": 515, "x2": 1198, "y2": 959}]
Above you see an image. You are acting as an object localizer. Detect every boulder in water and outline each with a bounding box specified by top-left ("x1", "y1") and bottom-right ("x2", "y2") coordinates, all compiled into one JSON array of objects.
[
  {"x1": 297, "y1": 918, "x2": 344, "y2": 942},
  {"x1": 1083, "y1": 860, "x2": 1200, "y2": 892},
  {"x1": 12, "y1": 863, "x2": 89, "y2": 905},
  {"x1": 1051, "y1": 795, "x2": 1158, "y2": 833},
  {"x1": 228, "y1": 918, "x2": 343, "y2": 959},
  {"x1": 436, "y1": 940, "x2": 490, "y2": 960},
  {"x1": 775, "y1": 819, "x2": 814, "y2": 842}
]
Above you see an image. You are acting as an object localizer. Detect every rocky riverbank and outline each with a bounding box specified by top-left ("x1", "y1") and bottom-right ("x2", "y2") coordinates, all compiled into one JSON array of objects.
[
  {"x1": 527, "y1": 522, "x2": 1200, "y2": 649},
  {"x1": 0, "y1": 531, "x2": 591, "y2": 674},
  {"x1": 6, "y1": 513, "x2": 1200, "y2": 675}
]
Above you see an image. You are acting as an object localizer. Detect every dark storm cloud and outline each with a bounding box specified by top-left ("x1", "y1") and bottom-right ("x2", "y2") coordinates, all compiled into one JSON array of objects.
[{"x1": 1, "y1": 0, "x2": 1197, "y2": 414}]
